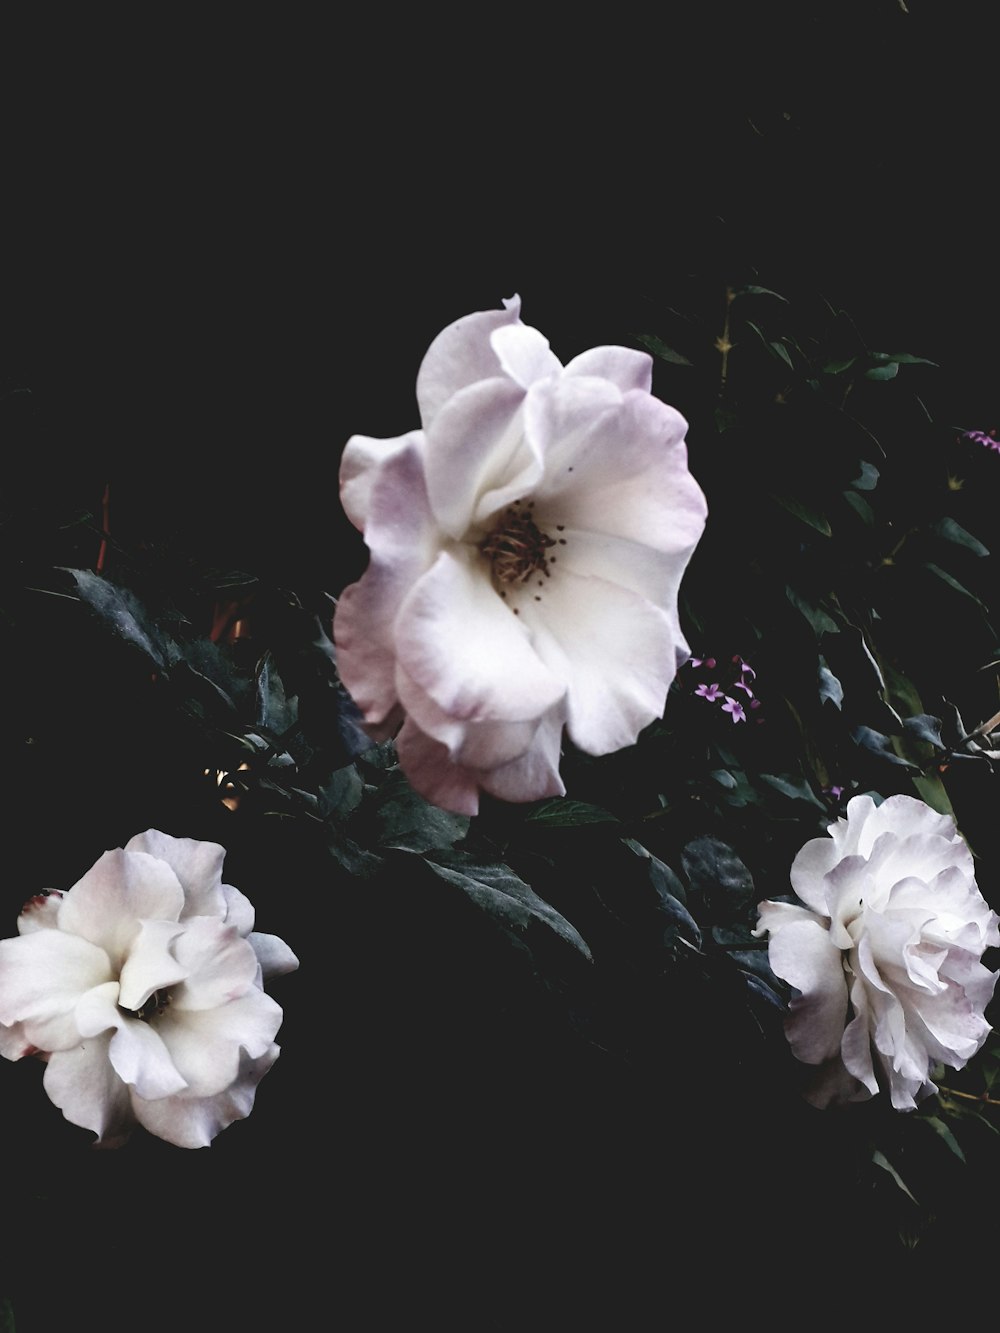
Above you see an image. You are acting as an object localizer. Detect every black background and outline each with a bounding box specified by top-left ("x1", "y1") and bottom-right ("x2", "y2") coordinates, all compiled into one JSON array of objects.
[{"x1": 3, "y1": 4, "x2": 998, "y2": 1327}]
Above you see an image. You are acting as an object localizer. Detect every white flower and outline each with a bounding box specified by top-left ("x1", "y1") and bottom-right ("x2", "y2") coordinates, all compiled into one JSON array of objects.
[
  {"x1": 334, "y1": 295, "x2": 707, "y2": 815},
  {"x1": 755, "y1": 794, "x2": 999, "y2": 1109},
  {"x1": 0, "y1": 830, "x2": 298, "y2": 1147}
]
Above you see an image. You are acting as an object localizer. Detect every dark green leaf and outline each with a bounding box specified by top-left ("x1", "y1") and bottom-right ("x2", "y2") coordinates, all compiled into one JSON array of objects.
[
  {"x1": 851, "y1": 725, "x2": 919, "y2": 769},
  {"x1": 636, "y1": 333, "x2": 692, "y2": 366},
  {"x1": 424, "y1": 851, "x2": 592, "y2": 960},
  {"x1": 770, "y1": 494, "x2": 832, "y2": 536},
  {"x1": 842, "y1": 490, "x2": 874, "y2": 524},
  {"x1": 852, "y1": 460, "x2": 879, "y2": 490},
  {"x1": 823, "y1": 356, "x2": 857, "y2": 375},
  {"x1": 921, "y1": 1115, "x2": 966, "y2": 1163},
  {"x1": 759, "y1": 773, "x2": 826, "y2": 809},
  {"x1": 371, "y1": 772, "x2": 470, "y2": 852},
  {"x1": 525, "y1": 798, "x2": 619, "y2": 826},
  {"x1": 818, "y1": 659, "x2": 844, "y2": 708},
  {"x1": 902, "y1": 714, "x2": 945, "y2": 749},
  {"x1": 924, "y1": 562, "x2": 987, "y2": 608},
  {"x1": 872, "y1": 1150, "x2": 919, "y2": 1205},
  {"x1": 885, "y1": 352, "x2": 938, "y2": 366},
  {"x1": 733, "y1": 285, "x2": 788, "y2": 302},
  {"x1": 930, "y1": 517, "x2": 989, "y2": 557},
  {"x1": 864, "y1": 362, "x2": 900, "y2": 381},
  {"x1": 786, "y1": 585, "x2": 840, "y2": 635},
  {"x1": 681, "y1": 836, "x2": 756, "y2": 913}
]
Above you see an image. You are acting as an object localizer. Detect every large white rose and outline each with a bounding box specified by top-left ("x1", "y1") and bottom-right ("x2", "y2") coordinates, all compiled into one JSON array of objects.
[
  {"x1": 755, "y1": 794, "x2": 999, "y2": 1109},
  {"x1": 0, "y1": 830, "x2": 298, "y2": 1147},
  {"x1": 334, "y1": 295, "x2": 708, "y2": 815}
]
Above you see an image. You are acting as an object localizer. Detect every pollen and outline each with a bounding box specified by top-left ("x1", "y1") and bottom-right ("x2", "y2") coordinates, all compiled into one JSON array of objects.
[{"x1": 480, "y1": 499, "x2": 557, "y2": 586}]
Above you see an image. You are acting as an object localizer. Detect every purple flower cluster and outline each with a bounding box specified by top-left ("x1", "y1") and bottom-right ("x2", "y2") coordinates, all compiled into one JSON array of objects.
[
  {"x1": 962, "y1": 428, "x2": 1000, "y2": 454},
  {"x1": 684, "y1": 654, "x2": 763, "y2": 725}
]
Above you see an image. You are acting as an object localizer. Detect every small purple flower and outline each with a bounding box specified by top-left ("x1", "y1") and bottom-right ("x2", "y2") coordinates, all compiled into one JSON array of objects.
[
  {"x1": 722, "y1": 696, "x2": 746, "y2": 723},
  {"x1": 695, "y1": 682, "x2": 723, "y2": 701},
  {"x1": 824, "y1": 784, "x2": 845, "y2": 801},
  {"x1": 690, "y1": 655, "x2": 716, "y2": 670},
  {"x1": 732, "y1": 677, "x2": 755, "y2": 696}
]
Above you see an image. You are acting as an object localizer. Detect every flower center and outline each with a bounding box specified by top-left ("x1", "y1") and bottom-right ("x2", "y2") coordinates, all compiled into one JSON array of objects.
[
  {"x1": 121, "y1": 990, "x2": 172, "y2": 1023},
  {"x1": 479, "y1": 499, "x2": 557, "y2": 586}
]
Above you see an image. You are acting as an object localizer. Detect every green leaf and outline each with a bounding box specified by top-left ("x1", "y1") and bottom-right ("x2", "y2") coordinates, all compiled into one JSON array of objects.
[
  {"x1": 525, "y1": 798, "x2": 619, "y2": 826},
  {"x1": 852, "y1": 460, "x2": 880, "y2": 490},
  {"x1": 930, "y1": 517, "x2": 989, "y2": 557},
  {"x1": 681, "y1": 836, "x2": 756, "y2": 913},
  {"x1": 922, "y1": 1114, "x2": 966, "y2": 1163},
  {"x1": 0, "y1": 1296, "x2": 14, "y2": 1333},
  {"x1": 842, "y1": 490, "x2": 874, "y2": 524},
  {"x1": 885, "y1": 352, "x2": 938, "y2": 366},
  {"x1": 872, "y1": 1149, "x2": 919, "y2": 1205},
  {"x1": 709, "y1": 768, "x2": 738, "y2": 788},
  {"x1": 864, "y1": 362, "x2": 900, "y2": 381},
  {"x1": 902, "y1": 714, "x2": 945, "y2": 749},
  {"x1": 759, "y1": 773, "x2": 826, "y2": 809},
  {"x1": 371, "y1": 772, "x2": 470, "y2": 852},
  {"x1": 851, "y1": 726, "x2": 919, "y2": 769},
  {"x1": 822, "y1": 356, "x2": 857, "y2": 375},
  {"x1": 770, "y1": 494, "x2": 832, "y2": 536},
  {"x1": 423, "y1": 852, "x2": 592, "y2": 961},
  {"x1": 818, "y1": 658, "x2": 844, "y2": 708},
  {"x1": 786, "y1": 585, "x2": 840, "y2": 635},
  {"x1": 733, "y1": 284, "x2": 788, "y2": 302},
  {"x1": 924, "y1": 562, "x2": 987, "y2": 608},
  {"x1": 636, "y1": 333, "x2": 692, "y2": 366}
]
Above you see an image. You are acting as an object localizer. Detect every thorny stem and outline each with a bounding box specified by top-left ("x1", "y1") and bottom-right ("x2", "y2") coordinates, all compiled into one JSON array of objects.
[{"x1": 938, "y1": 1085, "x2": 1000, "y2": 1108}]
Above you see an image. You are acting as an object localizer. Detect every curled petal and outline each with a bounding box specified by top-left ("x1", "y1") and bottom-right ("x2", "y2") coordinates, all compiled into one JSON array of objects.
[
  {"x1": 340, "y1": 430, "x2": 422, "y2": 532},
  {"x1": 415, "y1": 297, "x2": 522, "y2": 429},
  {"x1": 0, "y1": 931, "x2": 111, "y2": 1052},
  {"x1": 131, "y1": 1045, "x2": 280, "y2": 1149},
  {"x1": 44, "y1": 1036, "x2": 135, "y2": 1147},
  {"x1": 155, "y1": 989, "x2": 283, "y2": 1097},
  {"x1": 767, "y1": 917, "x2": 849, "y2": 1065},
  {"x1": 124, "y1": 830, "x2": 227, "y2": 919},
  {"x1": 58, "y1": 850, "x2": 185, "y2": 970}
]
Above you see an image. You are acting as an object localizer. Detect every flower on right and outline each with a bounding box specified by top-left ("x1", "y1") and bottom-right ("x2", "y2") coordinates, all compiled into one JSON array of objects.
[{"x1": 755, "y1": 794, "x2": 999, "y2": 1109}]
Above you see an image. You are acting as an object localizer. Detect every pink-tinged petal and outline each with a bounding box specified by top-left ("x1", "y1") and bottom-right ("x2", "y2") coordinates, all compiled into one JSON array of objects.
[
  {"x1": 526, "y1": 378, "x2": 706, "y2": 554},
  {"x1": 423, "y1": 379, "x2": 534, "y2": 539},
  {"x1": 222, "y1": 884, "x2": 256, "y2": 937},
  {"x1": 396, "y1": 665, "x2": 542, "y2": 769},
  {"x1": 490, "y1": 323, "x2": 562, "y2": 388},
  {"x1": 552, "y1": 527, "x2": 682, "y2": 613},
  {"x1": 754, "y1": 899, "x2": 819, "y2": 937},
  {"x1": 117, "y1": 920, "x2": 188, "y2": 1013},
  {"x1": 155, "y1": 989, "x2": 283, "y2": 1097},
  {"x1": 334, "y1": 441, "x2": 440, "y2": 733},
  {"x1": 562, "y1": 345, "x2": 653, "y2": 394},
  {"x1": 394, "y1": 720, "x2": 484, "y2": 817},
  {"x1": 478, "y1": 707, "x2": 566, "y2": 805},
  {"x1": 339, "y1": 430, "x2": 422, "y2": 532},
  {"x1": 17, "y1": 890, "x2": 64, "y2": 934},
  {"x1": 768, "y1": 918, "x2": 849, "y2": 1065},
  {"x1": 246, "y1": 932, "x2": 299, "y2": 980},
  {"x1": 860, "y1": 793, "x2": 959, "y2": 858},
  {"x1": 58, "y1": 849, "x2": 185, "y2": 969},
  {"x1": 131, "y1": 1044, "x2": 279, "y2": 1149},
  {"x1": 44, "y1": 1036, "x2": 135, "y2": 1147},
  {"x1": 839, "y1": 1004, "x2": 879, "y2": 1096},
  {"x1": 0, "y1": 931, "x2": 111, "y2": 1050},
  {"x1": 124, "y1": 830, "x2": 227, "y2": 919},
  {"x1": 519, "y1": 570, "x2": 676, "y2": 755},
  {"x1": 395, "y1": 550, "x2": 565, "y2": 726},
  {"x1": 415, "y1": 298, "x2": 522, "y2": 430},
  {"x1": 169, "y1": 919, "x2": 259, "y2": 1011}
]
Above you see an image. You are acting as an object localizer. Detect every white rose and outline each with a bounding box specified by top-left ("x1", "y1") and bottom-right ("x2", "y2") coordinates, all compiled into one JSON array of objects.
[
  {"x1": 0, "y1": 829, "x2": 298, "y2": 1147},
  {"x1": 755, "y1": 794, "x2": 999, "y2": 1109},
  {"x1": 334, "y1": 295, "x2": 707, "y2": 815}
]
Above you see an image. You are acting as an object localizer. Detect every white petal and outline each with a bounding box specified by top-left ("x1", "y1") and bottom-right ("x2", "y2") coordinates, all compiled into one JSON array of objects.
[
  {"x1": 17, "y1": 890, "x2": 64, "y2": 934},
  {"x1": 44, "y1": 1036, "x2": 135, "y2": 1147},
  {"x1": 423, "y1": 378, "x2": 534, "y2": 540},
  {"x1": 334, "y1": 439, "x2": 440, "y2": 732},
  {"x1": 339, "y1": 429, "x2": 422, "y2": 532},
  {"x1": 117, "y1": 919, "x2": 187, "y2": 1012},
  {"x1": 526, "y1": 377, "x2": 706, "y2": 554},
  {"x1": 490, "y1": 323, "x2": 562, "y2": 388},
  {"x1": 246, "y1": 932, "x2": 299, "y2": 980},
  {"x1": 519, "y1": 570, "x2": 676, "y2": 755},
  {"x1": 124, "y1": 830, "x2": 227, "y2": 920},
  {"x1": 0, "y1": 1020, "x2": 37, "y2": 1060},
  {"x1": 107, "y1": 1013, "x2": 188, "y2": 1100},
  {"x1": 396, "y1": 664, "x2": 543, "y2": 769},
  {"x1": 395, "y1": 720, "x2": 484, "y2": 816},
  {"x1": 788, "y1": 833, "x2": 842, "y2": 915},
  {"x1": 131, "y1": 1044, "x2": 280, "y2": 1149},
  {"x1": 222, "y1": 884, "x2": 256, "y2": 937},
  {"x1": 767, "y1": 917, "x2": 849, "y2": 1065},
  {"x1": 0, "y1": 931, "x2": 111, "y2": 1052},
  {"x1": 415, "y1": 300, "x2": 522, "y2": 429},
  {"x1": 170, "y1": 918, "x2": 259, "y2": 1011},
  {"x1": 394, "y1": 549, "x2": 566, "y2": 726},
  {"x1": 58, "y1": 849, "x2": 185, "y2": 970},
  {"x1": 478, "y1": 707, "x2": 566, "y2": 805},
  {"x1": 155, "y1": 989, "x2": 283, "y2": 1097},
  {"x1": 562, "y1": 345, "x2": 653, "y2": 393}
]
